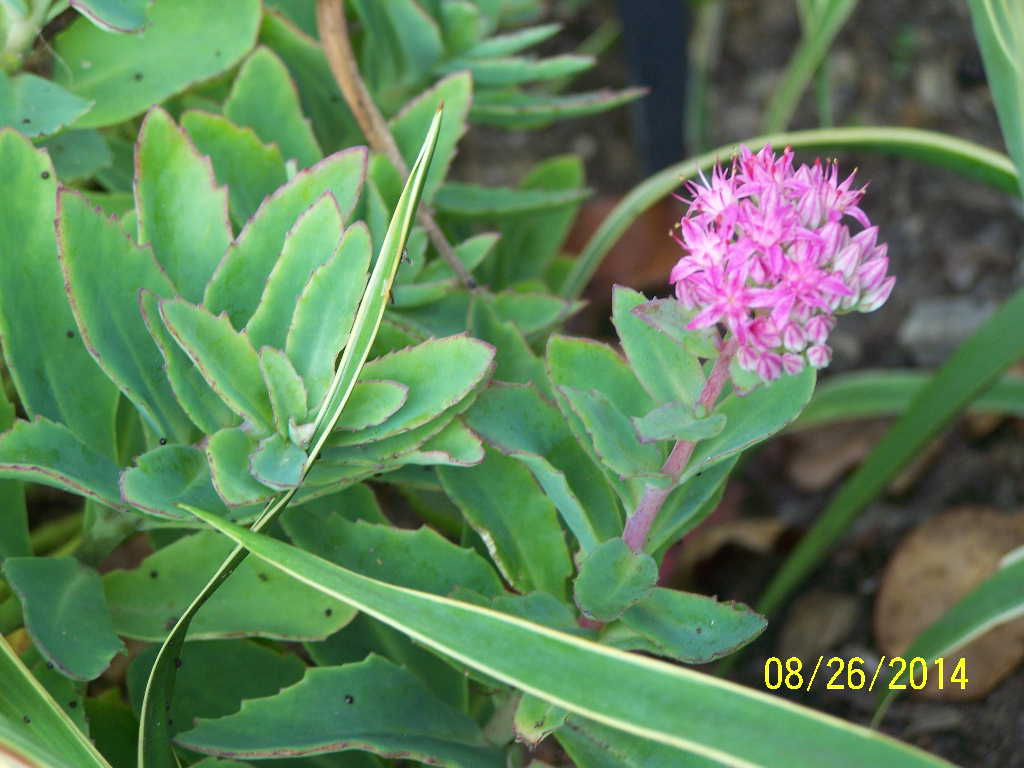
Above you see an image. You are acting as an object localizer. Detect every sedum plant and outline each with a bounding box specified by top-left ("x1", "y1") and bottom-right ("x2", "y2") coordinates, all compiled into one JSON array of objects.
[{"x1": 0, "y1": 1, "x2": 1014, "y2": 767}]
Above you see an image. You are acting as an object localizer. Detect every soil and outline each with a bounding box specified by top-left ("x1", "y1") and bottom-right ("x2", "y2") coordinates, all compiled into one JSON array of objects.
[{"x1": 458, "y1": 1, "x2": 1024, "y2": 766}]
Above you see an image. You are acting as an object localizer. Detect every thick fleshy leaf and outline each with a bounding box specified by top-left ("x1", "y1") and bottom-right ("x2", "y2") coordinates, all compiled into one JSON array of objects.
[
  {"x1": 259, "y1": 11, "x2": 362, "y2": 155},
  {"x1": 246, "y1": 195, "x2": 343, "y2": 350},
  {"x1": 445, "y1": 54, "x2": 593, "y2": 86},
  {"x1": 631, "y1": 299, "x2": 721, "y2": 359},
  {"x1": 612, "y1": 286, "x2": 704, "y2": 407},
  {"x1": 69, "y1": 0, "x2": 148, "y2": 32},
  {"x1": 159, "y1": 299, "x2": 274, "y2": 432},
  {"x1": 418, "y1": 232, "x2": 499, "y2": 283},
  {"x1": 610, "y1": 588, "x2": 767, "y2": 664},
  {"x1": 464, "y1": 383, "x2": 621, "y2": 551},
  {"x1": 328, "y1": 335, "x2": 495, "y2": 446},
  {"x1": 225, "y1": 47, "x2": 321, "y2": 169},
  {"x1": 177, "y1": 656, "x2": 502, "y2": 766},
  {"x1": 259, "y1": 348, "x2": 308, "y2": 436},
  {"x1": 285, "y1": 222, "x2": 372, "y2": 412},
  {"x1": 0, "y1": 72, "x2": 92, "y2": 138},
  {"x1": 134, "y1": 107, "x2": 231, "y2": 303},
  {"x1": 204, "y1": 147, "x2": 367, "y2": 329},
  {"x1": 205, "y1": 428, "x2": 275, "y2": 507},
  {"x1": 334, "y1": 380, "x2": 408, "y2": 432},
  {"x1": 492, "y1": 291, "x2": 577, "y2": 336},
  {"x1": 282, "y1": 514, "x2": 504, "y2": 598},
  {"x1": 559, "y1": 386, "x2": 665, "y2": 480},
  {"x1": 37, "y1": 129, "x2": 112, "y2": 182},
  {"x1": 120, "y1": 444, "x2": 235, "y2": 520},
  {"x1": 680, "y1": 367, "x2": 816, "y2": 485},
  {"x1": 468, "y1": 295, "x2": 551, "y2": 395},
  {"x1": 389, "y1": 72, "x2": 472, "y2": 201},
  {"x1": 0, "y1": 133, "x2": 118, "y2": 457},
  {"x1": 470, "y1": 87, "x2": 645, "y2": 129},
  {"x1": 547, "y1": 336, "x2": 653, "y2": 418},
  {"x1": 0, "y1": 388, "x2": 28, "y2": 562},
  {"x1": 465, "y1": 23, "x2": 560, "y2": 57},
  {"x1": 319, "y1": 412, "x2": 457, "y2": 470},
  {"x1": 0, "y1": 634, "x2": 111, "y2": 768},
  {"x1": 133, "y1": 109, "x2": 229, "y2": 307},
  {"x1": 645, "y1": 457, "x2": 736, "y2": 556},
  {"x1": 249, "y1": 434, "x2": 306, "y2": 490},
  {"x1": 53, "y1": 0, "x2": 261, "y2": 128},
  {"x1": 57, "y1": 189, "x2": 193, "y2": 443},
  {"x1": 493, "y1": 155, "x2": 584, "y2": 286},
  {"x1": 402, "y1": 418, "x2": 484, "y2": 467},
  {"x1": 434, "y1": 181, "x2": 589, "y2": 217},
  {"x1": 181, "y1": 110, "x2": 287, "y2": 228},
  {"x1": 439, "y1": 447, "x2": 571, "y2": 598},
  {"x1": 139, "y1": 290, "x2": 239, "y2": 436},
  {"x1": 574, "y1": 539, "x2": 657, "y2": 622},
  {"x1": 189, "y1": 507, "x2": 955, "y2": 768},
  {"x1": 4, "y1": 557, "x2": 124, "y2": 680},
  {"x1": 104, "y1": 531, "x2": 355, "y2": 640},
  {"x1": 0, "y1": 417, "x2": 123, "y2": 510},
  {"x1": 632, "y1": 403, "x2": 726, "y2": 444},
  {"x1": 127, "y1": 640, "x2": 305, "y2": 740}
]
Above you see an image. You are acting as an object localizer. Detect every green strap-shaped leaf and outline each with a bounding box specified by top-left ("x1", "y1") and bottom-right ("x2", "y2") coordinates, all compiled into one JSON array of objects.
[
  {"x1": 281, "y1": 514, "x2": 504, "y2": 598},
  {"x1": 444, "y1": 54, "x2": 593, "y2": 86},
  {"x1": 53, "y1": 0, "x2": 261, "y2": 128},
  {"x1": 139, "y1": 107, "x2": 445, "y2": 768},
  {"x1": 57, "y1": 189, "x2": 194, "y2": 443},
  {"x1": 470, "y1": 87, "x2": 645, "y2": 129},
  {"x1": 139, "y1": 291, "x2": 239, "y2": 436},
  {"x1": 181, "y1": 110, "x2": 288, "y2": 228},
  {"x1": 0, "y1": 72, "x2": 92, "y2": 138},
  {"x1": 873, "y1": 548, "x2": 1024, "y2": 723},
  {"x1": 389, "y1": 72, "x2": 472, "y2": 202},
  {"x1": 327, "y1": 336, "x2": 495, "y2": 446},
  {"x1": 759, "y1": 288, "x2": 1024, "y2": 615},
  {"x1": 187, "y1": 507, "x2": 956, "y2": 768},
  {"x1": 558, "y1": 716, "x2": 722, "y2": 768},
  {"x1": 791, "y1": 369, "x2": 1024, "y2": 431},
  {"x1": 439, "y1": 447, "x2": 571, "y2": 599},
  {"x1": 0, "y1": 417, "x2": 124, "y2": 510},
  {"x1": 225, "y1": 46, "x2": 322, "y2": 169},
  {"x1": 105, "y1": 531, "x2": 354, "y2": 641},
  {"x1": 285, "y1": 222, "x2": 372, "y2": 413},
  {"x1": 120, "y1": 444, "x2": 236, "y2": 521},
  {"x1": 0, "y1": 131, "x2": 119, "y2": 458},
  {"x1": 612, "y1": 286, "x2": 704, "y2": 407},
  {"x1": 0, "y1": 634, "x2": 111, "y2": 768},
  {"x1": 246, "y1": 195, "x2": 343, "y2": 350},
  {"x1": 176, "y1": 656, "x2": 503, "y2": 766},
  {"x1": 159, "y1": 299, "x2": 274, "y2": 433},
  {"x1": 464, "y1": 23, "x2": 560, "y2": 57},
  {"x1": 135, "y1": 107, "x2": 232, "y2": 303},
  {"x1": 204, "y1": 147, "x2": 367, "y2": 329},
  {"x1": 4, "y1": 557, "x2": 124, "y2": 681}
]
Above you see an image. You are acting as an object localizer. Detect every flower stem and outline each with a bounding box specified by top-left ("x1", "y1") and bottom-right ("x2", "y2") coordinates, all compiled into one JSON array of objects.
[{"x1": 622, "y1": 338, "x2": 738, "y2": 552}]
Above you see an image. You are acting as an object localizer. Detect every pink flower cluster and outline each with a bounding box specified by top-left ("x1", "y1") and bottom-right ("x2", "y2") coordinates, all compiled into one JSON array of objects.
[{"x1": 669, "y1": 145, "x2": 895, "y2": 383}]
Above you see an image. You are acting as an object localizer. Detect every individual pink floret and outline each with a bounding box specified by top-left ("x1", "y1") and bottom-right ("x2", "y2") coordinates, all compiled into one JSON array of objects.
[{"x1": 669, "y1": 145, "x2": 894, "y2": 383}]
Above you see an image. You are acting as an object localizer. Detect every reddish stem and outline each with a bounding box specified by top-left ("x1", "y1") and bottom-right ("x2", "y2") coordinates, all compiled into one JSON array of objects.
[{"x1": 622, "y1": 338, "x2": 739, "y2": 552}]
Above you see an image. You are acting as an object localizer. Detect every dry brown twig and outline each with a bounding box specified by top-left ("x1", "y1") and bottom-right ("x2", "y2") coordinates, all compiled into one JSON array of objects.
[{"x1": 315, "y1": 0, "x2": 477, "y2": 289}]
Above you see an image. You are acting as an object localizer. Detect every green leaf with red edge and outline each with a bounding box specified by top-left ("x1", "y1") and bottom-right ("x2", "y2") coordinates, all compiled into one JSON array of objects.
[
  {"x1": 53, "y1": 0, "x2": 261, "y2": 128},
  {"x1": 134, "y1": 107, "x2": 232, "y2": 303},
  {"x1": 249, "y1": 434, "x2": 306, "y2": 490},
  {"x1": 0, "y1": 418, "x2": 123, "y2": 510},
  {"x1": 204, "y1": 147, "x2": 367, "y2": 329},
  {"x1": 181, "y1": 110, "x2": 288, "y2": 228},
  {"x1": 333, "y1": 380, "x2": 409, "y2": 433},
  {"x1": 158, "y1": 298, "x2": 274, "y2": 433},
  {"x1": 0, "y1": 132, "x2": 119, "y2": 458},
  {"x1": 57, "y1": 189, "x2": 194, "y2": 444},
  {"x1": 259, "y1": 347, "x2": 308, "y2": 437},
  {"x1": 285, "y1": 222, "x2": 372, "y2": 414},
  {"x1": 4, "y1": 557, "x2": 125, "y2": 681},
  {"x1": 205, "y1": 427, "x2": 275, "y2": 507},
  {"x1": 574, "y1": 538, "x2": 657, "y2": 623},
  {"x1": 225, "y1": 46, "x2": 321, "y2": 169},
  {"x1": 246, "y1": 195, "x2": 343, "y2": 351},
  {"x1": 120, "y1": 443, "x2": 237, "y2": 521}
]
